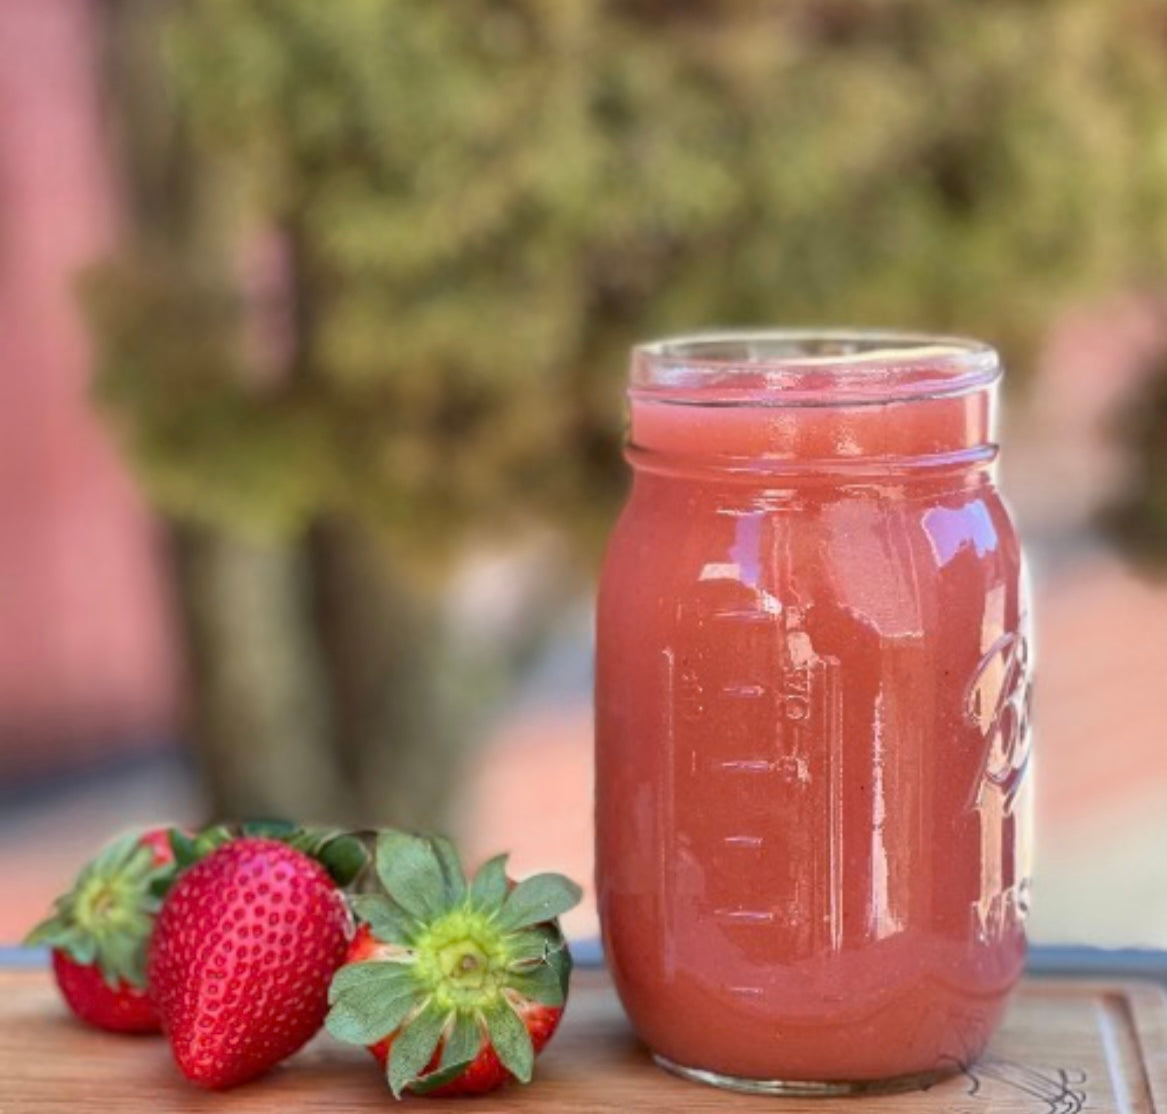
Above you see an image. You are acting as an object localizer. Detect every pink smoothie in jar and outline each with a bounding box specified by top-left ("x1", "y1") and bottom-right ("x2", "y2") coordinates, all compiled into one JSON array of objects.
[{"x1": 595, "y1": 331, "x2": 1031, "y2": 1095}]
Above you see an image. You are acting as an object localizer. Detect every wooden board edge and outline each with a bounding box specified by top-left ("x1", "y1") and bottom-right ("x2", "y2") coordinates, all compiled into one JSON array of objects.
[{"x1": 1116, "y1": 979, "x2": 1167, "y2": 1113}]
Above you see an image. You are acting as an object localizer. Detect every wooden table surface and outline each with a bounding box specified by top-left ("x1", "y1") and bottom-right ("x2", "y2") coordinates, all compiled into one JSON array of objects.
[{"x1": 2, "y1": 967, "x2": 1166, "y2": 1112}]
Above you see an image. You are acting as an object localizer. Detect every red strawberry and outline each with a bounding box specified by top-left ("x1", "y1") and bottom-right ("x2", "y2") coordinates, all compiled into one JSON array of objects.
[
  {"x1": 148, "y1": 837, "x2": 353, "y2": 1089},
  {"x1": 326, "y1": 831, "x2": 581, "y2": 1098},
  {"x1": 24, "y1": 827, "x2": 177, "y2": 1033}
]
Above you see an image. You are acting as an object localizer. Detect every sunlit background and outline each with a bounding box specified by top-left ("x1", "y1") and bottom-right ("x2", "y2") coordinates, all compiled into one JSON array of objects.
[{"x1": 3, "y1": 0, "x2": 1167, "y2": 949}]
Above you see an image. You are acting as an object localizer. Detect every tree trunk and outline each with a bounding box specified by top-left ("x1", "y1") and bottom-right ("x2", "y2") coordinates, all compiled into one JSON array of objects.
[
  {"x1": 310, "y1": 520, "x2": 466, "y2": 832},
  {"x1": 174, "y1": 524, "x2": 350, "y2": 822}
]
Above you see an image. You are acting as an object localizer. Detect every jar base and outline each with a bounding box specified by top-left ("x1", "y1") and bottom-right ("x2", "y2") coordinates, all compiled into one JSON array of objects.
[{"x1": 652, "y1": 1053, "x2": 957, "y2": 1097}]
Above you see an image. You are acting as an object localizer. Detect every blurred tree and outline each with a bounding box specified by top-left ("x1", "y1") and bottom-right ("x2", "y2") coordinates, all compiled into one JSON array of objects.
[
  {"x1": 89, "y1": 0, "x2": 1167, "y2": 825},
  {"x1": 1105, "y1": 360, "x2": 1167, "y2": 566}
]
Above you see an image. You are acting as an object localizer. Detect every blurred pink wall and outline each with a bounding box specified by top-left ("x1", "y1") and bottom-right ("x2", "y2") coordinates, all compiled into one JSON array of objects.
[{"x1": 0, "y1": 0, "x2": 179, "y2": 777}]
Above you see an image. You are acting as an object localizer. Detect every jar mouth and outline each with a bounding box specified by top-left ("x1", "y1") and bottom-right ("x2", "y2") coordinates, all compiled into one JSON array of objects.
[{"x1": 632, "y1": 329, "x2": 1000, "y2": 407}]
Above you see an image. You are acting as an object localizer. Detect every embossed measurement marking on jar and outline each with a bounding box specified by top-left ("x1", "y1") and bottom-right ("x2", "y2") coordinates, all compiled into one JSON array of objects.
[
  {"x1": 721, "y1": 682, "x2": 767, "y2": 698},
  {"x1": 727, "y1": 985, "x2": 765, "y2": 999},
  {"x1": 667, "y1": 597, "x2": 846, "y2": 953},
  {"x1": 723, "y1": 834, "x2": 764, "y2": 848},
  {"x1": 708, "y1": 608, "x2": 780, "y2": 624},
  {"x1": 717, "y1": 758, "x2": 774, "y2": 773},
  {"x1": 716, "y1": 756, "x2": 812, "y2": 782},
  {"x1": 714, "y1": 908, "x2": 777, "y2": 924}
]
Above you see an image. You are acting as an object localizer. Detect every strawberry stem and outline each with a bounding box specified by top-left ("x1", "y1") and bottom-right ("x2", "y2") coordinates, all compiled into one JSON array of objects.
[{"x1": 413, "y1": 908, "x2": 511, "y2": 1011}]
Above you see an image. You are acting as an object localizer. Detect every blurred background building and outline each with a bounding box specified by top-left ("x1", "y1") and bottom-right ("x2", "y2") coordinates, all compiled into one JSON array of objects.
[{"x1": 3, "y1": 0, "x2": 1167, "y2": 947}]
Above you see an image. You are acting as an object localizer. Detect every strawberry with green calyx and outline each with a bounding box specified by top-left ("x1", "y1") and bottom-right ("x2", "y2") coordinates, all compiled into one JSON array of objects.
[
  {"x1": 148, "y1": 835, "x2": 358, "y2": 1089},
  {"x1": 325, "y1": 830, "x2": 582, "y2": 1098},
  {"x1": 24, "y1": 828, "x2": 178, "y2": 1033}
]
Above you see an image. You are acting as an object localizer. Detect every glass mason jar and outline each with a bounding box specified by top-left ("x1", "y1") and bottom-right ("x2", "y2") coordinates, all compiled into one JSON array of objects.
[{"x1": 595, "y1": 331, "x2": 1032, "y2": 1095}]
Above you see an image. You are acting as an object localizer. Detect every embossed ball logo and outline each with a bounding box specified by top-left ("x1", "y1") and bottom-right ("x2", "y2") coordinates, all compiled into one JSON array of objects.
[{"x1": 965, "y1": 631, "x2": 1032, "y2": 812}]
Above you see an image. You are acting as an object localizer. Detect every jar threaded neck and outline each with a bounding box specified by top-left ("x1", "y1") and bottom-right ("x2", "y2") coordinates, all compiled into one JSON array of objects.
[{"x1": 628, "y1": 330, "x2": 1001, "y2": 477}]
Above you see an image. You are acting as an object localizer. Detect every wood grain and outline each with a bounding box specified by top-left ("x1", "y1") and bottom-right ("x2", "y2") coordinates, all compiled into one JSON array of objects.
[{"x1": 1, "y1": 970, "x2": 1164, "y2": 1112}]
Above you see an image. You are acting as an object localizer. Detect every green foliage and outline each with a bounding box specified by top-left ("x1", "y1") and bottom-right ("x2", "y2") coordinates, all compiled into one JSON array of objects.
[{"x1": 90, "y1": 0, "x2": 1167, "y2": 557}]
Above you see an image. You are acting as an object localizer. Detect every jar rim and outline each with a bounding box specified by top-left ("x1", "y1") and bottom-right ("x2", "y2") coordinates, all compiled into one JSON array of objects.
[{"x1": 632, "y1": 328, "x2": 1001, "y2": 407}]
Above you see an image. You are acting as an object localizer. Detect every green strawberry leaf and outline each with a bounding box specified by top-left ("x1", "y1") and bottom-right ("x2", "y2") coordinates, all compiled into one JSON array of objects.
[
  {"x1": 375, "y1": 831, "x2": 451, "y2": 920},
  {"x1": 23, "y1": 915, "x2": 62, "y2": 948},
  {"x1": 316, "y1": 834, "x2": 368, "y2": 888},
  {"x1": 482, "y1": 999, "x2": 534, "y2": 1083},
  {"x1": 241, "y1": 818, "x2": 298, "y2": 838},
  {"x1": 408, "y1": 1011, "x2": 482, "y2": 1095},
  {"x1": 511, "y1": 925, "x2": 573, "y2": 996},
  {"x1": 123, "y1": 940, "x2": 148, "y2": 989},
  {"x1": 275, "y1": 826, "x2": 369, "y2": 888},
  {"x1": 469, "y1": 853, "x2": 509, "y2": 910},
  {"x1": 547, "y1": 935, "x2": 573, "y2": 997},
  {"x1": 192, "y1": 825, "x2": 233, "y2": 858},
  {"x1": 440, "y1": 1011, "x2": 482, "y2": 1069},
  {"x1": 429, "y1": 835, "x2": 467, "y2": 905},
  {"x1": 168, "y1": 829, "x2": 199, "y2": 869},
  {"x1": 505, "y1": 922, "x2": 562, "y2": 967},
  {"x1": 328, "y1": 958, "x2": 413, "y2": 1002},
  {"x1": 496, "y1": 873, "x2": 582, "y2": 931},
  {"x1": 70, "y1": 931, "x2": 99, "y2": 967},
  {"x1": 286, "y1": 825, "x2": 342, "y2": 857},
  {"x1": 326, "y1": 962, "x2": 421, "y2": 1045},
  {"x1": 508, "y1": 961, "x2": 566, "y2": 1008},
  {"x1": 349, "y1": 894, "x2": 416, "y2": 945},
  {"x1": 388, "y1": 1001, "x2": 448, "y2": 1098},
  {"x1": 326, "y1": 998, "x2": 418, "y2": 1047},
  {"x1": 93, "y1": 832, "x2": 141, "y2": 875},
  {"x1": 408, "y1": 1060, "x2": 475, "y2": 1095},
  {"x1": 101, "y1": 934, "x2": 135, "y2": 991}
]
